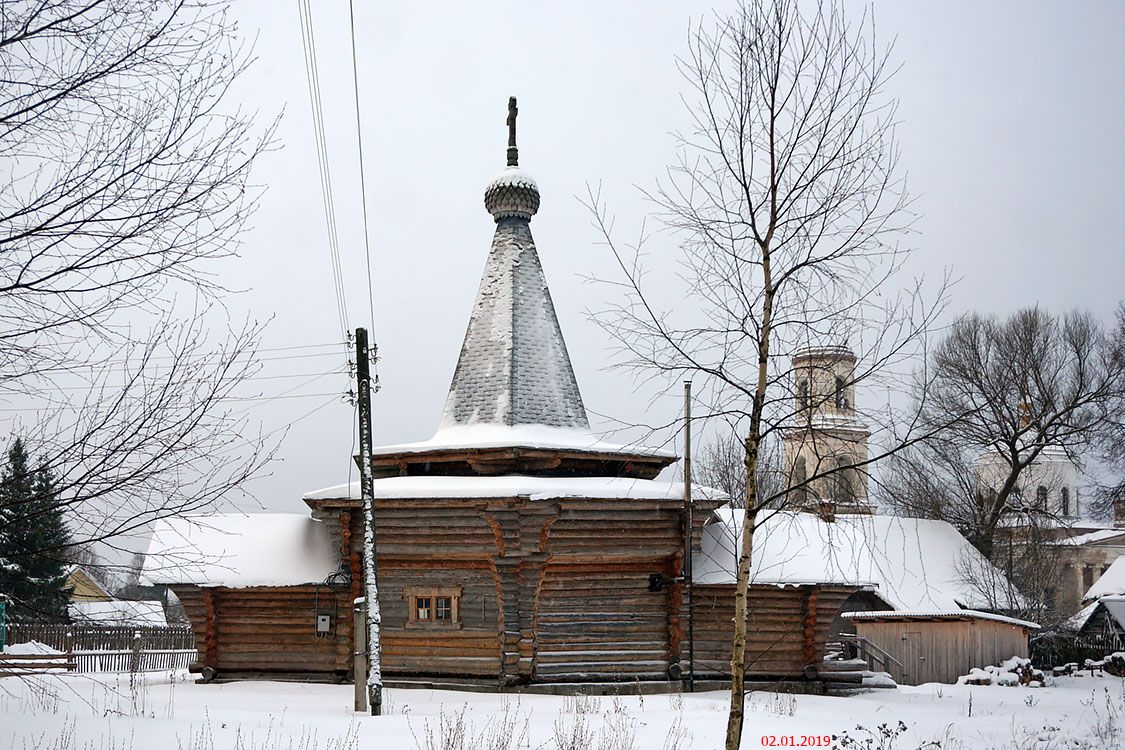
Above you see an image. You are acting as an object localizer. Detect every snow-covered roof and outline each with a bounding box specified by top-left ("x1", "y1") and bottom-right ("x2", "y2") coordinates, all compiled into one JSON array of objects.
[
  {"x1": 372, "y1": 424, "x2": 675, "y2": 459},
  {"x1": 142, "y1": 514, "x2": 340, "y2": 588},
  {"x1": 1059, "y1": 600, "x2": 1100, "y2": 632},
  {"x1": 1102, "y1": 596, "x2": 1125, "y2": 631},
  {"x1": 694, "y1": 509, "x2": 1023, "y2": 612},
  {"x1": 68, "y1": 600, "x2": 167, "y2": 627},
  {"x1": 1057, "y1": 528, "x2": 1125, "y2": 547},
  {"x1": 305, "y1": 475, "x2": 723, "y2": 503},
  {"x1": 841, "y1": 609, "x2": 1039, "y2": 630},
  {"x1": 485, "y1": 165, "x2": 538, "y2": 193},
  {"x1": 805, "y1": 413, "x2": 869, "y2": 433},
  {"x1": 1084, "y1": 556, "x2": 1125, "y2": 601}
]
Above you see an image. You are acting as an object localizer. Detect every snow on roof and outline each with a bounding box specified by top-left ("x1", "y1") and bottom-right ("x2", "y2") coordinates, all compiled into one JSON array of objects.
[
  {"x1": 68, "y1": 600, "x2": 167, "y2": 627},
  {"x1": 1084, "y1": 557, "x2": 1125, "y2": 601},
  {"x1": 841, "y1": 609, "x2": 1039, "y2": 629},
  {"x1": 694, "y1": 509, "x2": 1023, "y2": 612},
  {"x1": 142, "y1": 514, "x2": 340, "y2": 588},
  {"x1": 1102, "y1": 596, "x2": 1125, "y2": 631},
  {"x1": 372, "y1": 424, "x2": 675, "y2": 459},
  {"x1": 304, "y1": 475, "x2": 723, "y2": 503},
  {"x1": 1057, "y1": 528, "x2": 1125, "y2": 547},
  {"x1": 485, "y1": 165, "x2": 538, "y2": 192},
  {"x1": 1059, "y1": 600, "x2": 1100, "y2": 632},
  {"x1": 806, "y1": 413, "x2": 869, "y2": 433}
]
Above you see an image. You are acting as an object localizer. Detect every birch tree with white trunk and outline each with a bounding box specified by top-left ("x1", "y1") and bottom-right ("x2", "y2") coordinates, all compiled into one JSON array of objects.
[{"x1": 585, "y1": 3, "x2": 947, "y2": 747}]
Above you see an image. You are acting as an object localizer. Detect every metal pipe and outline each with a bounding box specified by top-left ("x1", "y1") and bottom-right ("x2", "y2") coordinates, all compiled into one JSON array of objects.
[{"x1": 684, "y1": 379, "x2": 694, "y2": 692}]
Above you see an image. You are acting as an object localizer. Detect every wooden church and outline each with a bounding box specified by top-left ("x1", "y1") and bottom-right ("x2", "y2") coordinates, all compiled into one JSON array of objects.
[{"x1": 145, "y1": 101, "x2": 1017, "y2": 689}]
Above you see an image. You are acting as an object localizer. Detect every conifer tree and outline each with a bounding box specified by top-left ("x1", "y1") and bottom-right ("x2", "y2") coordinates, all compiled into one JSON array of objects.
[{"x1": 0, "y1": 437, "x2": 71, "y2": 621}]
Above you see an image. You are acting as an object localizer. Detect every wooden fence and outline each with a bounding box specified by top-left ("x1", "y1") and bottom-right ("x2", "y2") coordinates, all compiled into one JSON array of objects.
[
  {"x1": 1030, "y1": 630, "x2": 1125, "y2": 670},
  {"x1": 0, "y1": 653, "x2": 77, "y2": 677},
  {"x1": 3, "y1": 623, "x2": 196, "y2": 675}
]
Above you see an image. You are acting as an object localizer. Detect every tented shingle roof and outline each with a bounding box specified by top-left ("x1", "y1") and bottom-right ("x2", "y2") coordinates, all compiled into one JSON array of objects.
[{"x1": 440, "y1": 166, "x2": 588, "y2": 430}]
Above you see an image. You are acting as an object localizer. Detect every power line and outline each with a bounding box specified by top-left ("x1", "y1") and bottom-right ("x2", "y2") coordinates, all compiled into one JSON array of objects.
[
  {"x1": 52, "y1": 349, "x2": 350, "y2": 375},
  {"x1": 262, "y1": 394, "x2": 345, "y2": 440},
  {"x1": 347, "y1": 0, "x2": 379, "y2": 388},
  {"x1": 297, "y1": 0, "x2": 353, "y2": 373},
  {"x1": 34, "y1": 369, "x2": 348, "y2": 392},
  {"x1": 0, "y1": 391, "x2": 345, "y2": 412},
  {"x1": 225, "y1": 391, "x2": 343, "y2": 403}
]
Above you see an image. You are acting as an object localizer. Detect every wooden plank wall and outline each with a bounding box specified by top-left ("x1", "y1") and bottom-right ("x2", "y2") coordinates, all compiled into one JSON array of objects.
[
  {"x1": 856, "y1": 619, "x2": 1032, "y2": 685},
  {"x1": 690, "y1": 584, "x2": 856, "y2": 678}
]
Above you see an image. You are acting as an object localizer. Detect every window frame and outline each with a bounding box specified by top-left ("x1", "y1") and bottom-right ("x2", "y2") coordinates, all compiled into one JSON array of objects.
[{"x1": 404, "y1": 586, "x2": 462, "y2": 629}]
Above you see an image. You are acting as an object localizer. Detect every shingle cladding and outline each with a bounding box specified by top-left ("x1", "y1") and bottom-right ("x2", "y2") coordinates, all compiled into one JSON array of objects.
[{"x1": 441, "y1": 200, "x2": 589, "y2": 430}]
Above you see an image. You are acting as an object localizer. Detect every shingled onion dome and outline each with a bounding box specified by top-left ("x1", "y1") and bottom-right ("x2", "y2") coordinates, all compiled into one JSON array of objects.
[{"x1": 484, "y1": 167, "x2": 540, "y2": 220}]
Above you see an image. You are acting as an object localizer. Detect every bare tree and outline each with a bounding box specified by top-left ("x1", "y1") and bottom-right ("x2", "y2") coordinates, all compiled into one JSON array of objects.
[
  {"x1": 585, "y1": 3, "x2": 946, "y2": 746},
  {"x1": 0, "y1": 1, "x2": 276, "y2": 578},
  {"x1": 885, "y1": 308, "x2": 1125, "y2": 559},
  {"x1": 696, "y1": 428, "x2": 783, "y2": 509},
  {"x1": 1091, "y1": 304, "x2": 1125, "y2": 520}
]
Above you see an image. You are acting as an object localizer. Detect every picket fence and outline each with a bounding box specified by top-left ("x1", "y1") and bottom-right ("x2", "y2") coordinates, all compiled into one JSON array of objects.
[{"x1": 3, "y1": 622, "x2": 196, "y2": 674}]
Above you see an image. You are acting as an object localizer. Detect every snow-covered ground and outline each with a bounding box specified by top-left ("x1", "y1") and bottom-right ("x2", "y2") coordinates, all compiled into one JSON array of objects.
[{"x1": 1, "y1": 671, "x2": 1122, "y2": 749}]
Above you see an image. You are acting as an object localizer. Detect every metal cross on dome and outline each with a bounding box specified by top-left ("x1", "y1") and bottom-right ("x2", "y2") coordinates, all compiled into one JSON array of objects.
[{"x1": 506, "y1": 96, "x2": 518, "y2": 167}]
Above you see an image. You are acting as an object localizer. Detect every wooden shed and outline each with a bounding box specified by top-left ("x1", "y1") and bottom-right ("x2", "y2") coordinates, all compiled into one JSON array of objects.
[{"x1": 842, "y1": 610, "x2": 1039, "y2": 685}]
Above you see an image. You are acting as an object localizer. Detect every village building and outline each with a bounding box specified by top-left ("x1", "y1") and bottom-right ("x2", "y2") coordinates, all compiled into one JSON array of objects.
[
  {"x1": 144, "y1": 103, "x2": 1027, "y2": 689},
  {"x1": 64, "y1": 564, "x2": 179, "y2": 626},
  {"x1": 977, "y1": 443, "x2": 1125, "y2": 619},
  {"x1": 64, "y1": 566, "x2": 112, "y2": 603},
  {"x1": 1061, "y1": 556, "x2": 1125, "y2": 653},
  {"x1": 976, "y1": 444, "x2": 1084, "y2": 520},
  {"x1": 1049, "y1": 525, "x2": 1125, "y2": 616}
]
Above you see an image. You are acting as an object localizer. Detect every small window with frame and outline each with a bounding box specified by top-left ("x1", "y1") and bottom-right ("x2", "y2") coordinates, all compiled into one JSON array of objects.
[{"x1": 406, "y1": 586, "x2": 461, "y2": 629}]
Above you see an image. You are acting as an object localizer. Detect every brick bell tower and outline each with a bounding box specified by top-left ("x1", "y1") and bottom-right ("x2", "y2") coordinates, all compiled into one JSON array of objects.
[{"x1": 782, "y1": 345, "x2": 874, "y2": 517}]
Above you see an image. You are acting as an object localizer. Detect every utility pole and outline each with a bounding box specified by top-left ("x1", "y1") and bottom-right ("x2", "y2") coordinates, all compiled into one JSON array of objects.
[
  {"x1": 355, "y1": 327, "x2": 383, "y2": 716},
  {"x1": 684, "y1": 380, "x2": 695, "y2": 693}
]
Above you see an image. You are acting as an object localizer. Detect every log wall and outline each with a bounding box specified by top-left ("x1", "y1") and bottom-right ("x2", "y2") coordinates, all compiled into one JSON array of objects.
[
  {"x1": 172, "y1": 584, "x2": 352, "y2": 680},
  {"x1": 690, "y1": 584, "x2": 858, "y2": 678},
  {"x1": 176, "y1": 492, "x2": 870, "y2": 686}
]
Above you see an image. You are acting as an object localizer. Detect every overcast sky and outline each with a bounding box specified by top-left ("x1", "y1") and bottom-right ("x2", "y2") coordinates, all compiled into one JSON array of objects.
[{"x1": 212, "y1": 0, "x2": 1125, "y2": 513}]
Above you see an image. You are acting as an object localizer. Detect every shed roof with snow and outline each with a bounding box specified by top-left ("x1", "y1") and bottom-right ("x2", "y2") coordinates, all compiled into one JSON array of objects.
[
  {"x1": 841, "y1": 609, "x2": 1038, "y2": 629},
  {"x1": 142, "y1": 514, "x2": 340, "y2": 588},
  {"x1": 694, "y1": 508, "x2": 1023, "y2": 612},
  {"x1": 68, "y1": 600, "x2": 168, "y2": 627}
]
